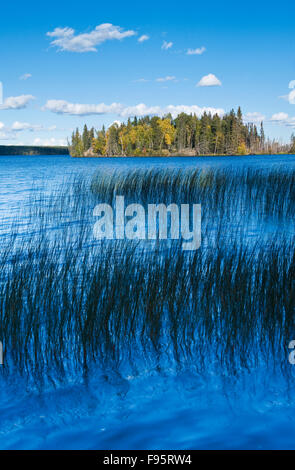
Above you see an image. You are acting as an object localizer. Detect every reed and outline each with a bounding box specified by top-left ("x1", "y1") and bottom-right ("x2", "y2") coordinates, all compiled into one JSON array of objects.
[
  {"x1": 90, "y1": 166, "x2": 295, "y2": 220},
  {"x1": 0, "y1": 166, "x2": 294, "y2": 384}
]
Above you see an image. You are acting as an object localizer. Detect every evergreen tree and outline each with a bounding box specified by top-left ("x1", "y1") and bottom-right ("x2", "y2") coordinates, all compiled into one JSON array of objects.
[
  {"x1": 68, "y1": 107, "x2": 288, "y2": 157},
  {"x1": 82, "y1": 124, "x2": 91, "y2": 151},
  {"x1": 290, "y1": 134, "x2": 295, "y2": 154}
]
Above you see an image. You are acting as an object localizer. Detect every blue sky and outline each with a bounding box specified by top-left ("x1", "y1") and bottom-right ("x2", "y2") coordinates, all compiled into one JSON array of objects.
[{"x1": 0, "y1": 0, "x2": 294, "y2": 145}]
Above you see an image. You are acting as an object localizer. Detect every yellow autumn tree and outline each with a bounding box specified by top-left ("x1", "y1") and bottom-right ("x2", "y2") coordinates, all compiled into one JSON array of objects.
[
  {"x1": 157, "y1": 118, "x2": 176, "y2": 151},
  {"x1": 92, "y1": 131, "x2": 106, "y2": 155},
  {"x1": 237, "y1": 142, "x2": 248, "y2": 155}
]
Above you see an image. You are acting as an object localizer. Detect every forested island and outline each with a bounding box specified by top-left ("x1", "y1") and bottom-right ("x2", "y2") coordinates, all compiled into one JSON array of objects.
[
  {"x1": 0, "y1": 145, "x2": 69, "y2": 156},
  {"x1": 69, "y1": 107, "x2": 295, "y2": 157}
]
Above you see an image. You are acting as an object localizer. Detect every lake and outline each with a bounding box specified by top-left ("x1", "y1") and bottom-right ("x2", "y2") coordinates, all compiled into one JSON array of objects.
[{"x1": 0, "y1": 154, "x2": 295, "y2": 450}]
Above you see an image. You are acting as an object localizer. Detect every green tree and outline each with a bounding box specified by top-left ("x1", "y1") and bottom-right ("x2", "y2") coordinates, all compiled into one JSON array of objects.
[
  {"x1": 290, "y1": 134, "x2": 295, "y2": 154},
  {"x1": 106, "y1": 123, "x2": 120, "y2": 156},
  {"x1": 82, "y1": 124, "x2": 91, "y2": 151}
]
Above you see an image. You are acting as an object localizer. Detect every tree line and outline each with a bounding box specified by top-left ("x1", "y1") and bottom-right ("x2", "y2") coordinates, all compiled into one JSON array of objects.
[
  {"x1": 69, "y1": 107, "x2": 294, "y2": 157},
  {"x1": 0, "y1": 145, "x2": 69, "y2": 156}
]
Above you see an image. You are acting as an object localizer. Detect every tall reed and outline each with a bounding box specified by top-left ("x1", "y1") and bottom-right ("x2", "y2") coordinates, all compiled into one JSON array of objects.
[{"x1": 0, "y1": 166, "x2": 294, "y2": 384}]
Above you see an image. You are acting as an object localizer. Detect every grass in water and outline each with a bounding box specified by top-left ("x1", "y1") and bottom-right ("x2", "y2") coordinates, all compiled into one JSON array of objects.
[{"x1": 0, "y1": 166, "x2": 294, "y2": 384}]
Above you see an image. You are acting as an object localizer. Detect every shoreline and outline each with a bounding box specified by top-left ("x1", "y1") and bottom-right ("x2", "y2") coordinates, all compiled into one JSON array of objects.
[
  {"x1": 0, "y1": 147, "x2": 294, "y2": 158},
  {"x1": 71, "y1": 152, "x2": 295, "y2": 158},
  {"x1": 0, "y1": 145, "x2": 69, "y2": 156}
]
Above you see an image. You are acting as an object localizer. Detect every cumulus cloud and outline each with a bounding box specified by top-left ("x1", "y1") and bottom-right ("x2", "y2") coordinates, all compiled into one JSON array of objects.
[
  {"x1": 0, "y1": 95, "x2": 35, "y2": 110},
  {"x1": 43, "y1": 99, "x2": 224, "y2": 119},
  {"x1": 268, "y1": 112, "x2": 295, "y2": 128},
  {"x1": 165, "y1": 104, "x2": 224, "y2": 118},
  {"x1": 272, "y1": 114, "x2": 295, "y2": 127},
  {"x1": 6, "y1": 122, "x2": 61, "y2": 133},
  {"x1": 11, "y1": 121, "x2": 43, "y2": 132},
  {"x1": 243, "y1": 110, "x2": 295, "y2": 129},
  {"x1": 46, "y1": 23, "x2": 136, "y2": 52},
  {"x1": 270, "y1": 112, "x2": 289, "y2": 121},
  {"x1": 119, "y1": 103, "x2": 162, "y2": 117},
  {"x1": 244, "y1": 112, "x2": 265, "y2": 123},
  {"x1": 33, "y1": 137, "x2": 67, "y2": 146},
  {"x1": 43, "y1": 100, "x2": 122, "y2": 115},
  {"x1": 287, "y1": 90, "x2": 295, "y2": 104},
  {"x1": 187, "y1": 47, "x2": 206, "y2": 55},
  {"x1": 156, "y1": 76, "x2": 176, "y2": 82},
  {"x1": 279, "y1": 82, "x2": 295, "y2": 104},
  {"x1": 197, "y1": 74, "x2": 222, "y2": 87},
  {"x1": 138, "y1": 35, "x2": 149, "y2": 43},
  {"x1": 19, "y1": 73, "x2": 32, "y2": 80},
  {"x1": 161, "y1": 41, "x2": 173, "y2": 50},
  {"x1": 47, "y1": 27, "x2": 74, "y2": 38}
]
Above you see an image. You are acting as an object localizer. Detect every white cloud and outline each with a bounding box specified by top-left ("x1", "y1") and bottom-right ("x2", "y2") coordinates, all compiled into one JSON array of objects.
[
  {"x1": 44, "y1": 98, "x2": 224, "y2": 119},
  {"x1": 44, "y1": 99, "x2": 122, "y2": 115},
  {"x1": 267, "y1": 112, "x2": 295, "y2": 128},
  {"x1": 156, "y1": 76, "x2": 176, "y2": 82},
  {"x1": 33, "y1": 137, "x2": 67, "y2": 146},
  {"x1": 197, "y1": 74, "x2": 222, "y2": 87},
  {"x1": 187, "y1": 47, "x2": 206, "y2": 55},
  {"x1": 19, "y1": 73, "x2": 32, "y2": 80},
  {"x1": 279, "y1": 82, "x2": 295, "y2": 104},
  {"x1": 161, "y1": 41, "x2": 173, "y2": 50},
  {"x1": 0, "y1": 123, "x2": 17, "y2": 140},
  {"x1": 7, "y1": 122, "x2": 61, "y2": 133},
  {"x1": 47, "y1": 27, "x2": 74, "y2": 38},
  {"x1": 46, "y1": 23, "x2": 136, "y2": 52},
  {"x1": 11, "y1": 121, "x2": 43, "y2": 132},
  {"x1": 270, "y1": 112, "x2": 289, "y2": 121},
  {"x1": 244, "y1": 112, "x2": 265, "y2": 123},
  {"x1": 286, "y1": 117, "x2": 295, "y2": 128},
  {"x1": 111, "y1": 120, "x2": 122, "y2": 127},
  {"x1": 119, "y1": 103, "x2": 162, "y2": 117},
  {"x1": 287, "y1": 89, "x2": 295, "y2": 104},
  {"x1": 0, "y1": 132, "x2": 17, "y2": 141},
  {"x1": 0, "y1": 95, "x2": 35, "y2": 110},
  {"x1": 138, "y1": 35, "x2": 149, "y2": 43},
  {"x1": 165, "y1": 105, "x2": 224, "y2": 118},
  {"x1": 284, "y1": 118, "x2": 295, "y2": 128},
  {"x1": 134, "y1": 78, "x2": 150, "y2": 82}
]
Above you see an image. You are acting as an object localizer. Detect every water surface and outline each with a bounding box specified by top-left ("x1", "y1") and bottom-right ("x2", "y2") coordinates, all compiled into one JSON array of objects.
[{"x1": 0, "y1": 154, "x2": 295, "y2": 450}]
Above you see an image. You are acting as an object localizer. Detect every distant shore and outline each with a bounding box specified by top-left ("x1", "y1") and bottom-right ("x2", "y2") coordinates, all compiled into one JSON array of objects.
[
  {"x1": 72, "y1": 152, "x2": 295, "y2": 158},
  {"x1": 0, "y1": 145, "x2": 294, "y2": 158},
  {"x1": 0, "y1": 145, "x2": 69, "y2": 156}
]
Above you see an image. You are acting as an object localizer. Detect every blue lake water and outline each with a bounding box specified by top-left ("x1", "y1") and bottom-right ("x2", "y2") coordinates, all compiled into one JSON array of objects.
[
  {"x1": 1, "y1": 153, "x2": 295, "y2": 216},
  {"x1": 0, "y1": 154, "x2": 295, "y2": 450}
]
